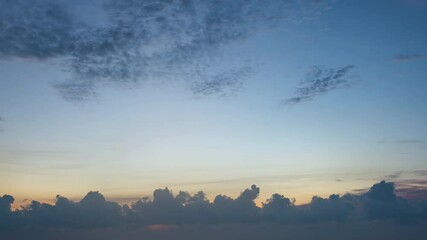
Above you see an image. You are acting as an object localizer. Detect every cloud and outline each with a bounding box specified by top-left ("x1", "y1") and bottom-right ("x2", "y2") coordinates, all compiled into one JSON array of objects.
[
  {"x1": 283, "y1": 65, "x2": 359, "y2": 105},
  {"x1": 384, "y1": 172, "x2": 403, "y2": 180},
  {"x1": 1, "y1": 180, "x2": 427, "y2": 237},
  {"x1": 262, "y1": 193, "x2": 295, "y2": 223},
  {"x1": 395, "y1": 54, "x2": 427, "y2": 61},
  {"x1": 394, "y1": 179, "x2": 427, "y2": 201},
  {"x1": 308, "y1": 194, "x2": 356, "y2": 222},
  {"x1": 412, "y1": 170, "x2": 427, "y2": 177},
  {"x1": 0, "y1": 194, "x2": 14, "y2": 214},
  {"x1": 0, "y1": 115, "x2": 3, "y2": 131},
  {"x1": 0, "y1": 0, "x2": 331, "y2": 101},
  {"x1": 0, "y1": 0, "x2": 76, "y2": 59},
  {"x1": 190, "y1": 67, "x2": 252, "y2": 96},
  {"x1": 0, "y1": 195, "x2": 14, "y2": 230},
  {"x1": 361, "y1": 181, "x2": 421, "y2": 223},
  {"x1": 379, "y1": 139, "x2": 427, "y2": 145}
]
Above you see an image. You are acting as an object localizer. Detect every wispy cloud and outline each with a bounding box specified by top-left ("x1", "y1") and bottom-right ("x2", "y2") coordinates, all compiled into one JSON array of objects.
[
  {"x1": 378, "y1": 139, "x2": 427, "y2": 149},
  {"x1": 384, "y1": 172, "x2": 402, "y2": 180},
  {"x1": 282, "y1": 65, "x2": 359, "y2": 105},
  {"x1": 0, "y1": 0, "x2": 331, "y2": 101},
  {"x1": 412, "y1": 170, "x2": 427, "y2": 176},
  {"x1": 395, "y1": 54, "x2": 427, "y2": 61}
]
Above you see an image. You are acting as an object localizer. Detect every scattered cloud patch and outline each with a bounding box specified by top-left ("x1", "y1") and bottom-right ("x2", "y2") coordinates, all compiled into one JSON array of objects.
[
  {"x1": 0, "y1": 0, "x2": 331, "y2": 101},
  {"x1": 283, "y1": 65, "x2": 358, "y2": 105}
]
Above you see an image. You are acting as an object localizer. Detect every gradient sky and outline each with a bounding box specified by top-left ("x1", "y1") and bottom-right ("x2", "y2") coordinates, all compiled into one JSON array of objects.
[{"x1": 0, "y1": 0, "x2": 427, "y2": 207}]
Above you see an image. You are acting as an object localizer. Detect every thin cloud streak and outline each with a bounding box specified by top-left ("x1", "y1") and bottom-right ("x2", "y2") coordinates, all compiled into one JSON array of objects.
[
  {"x1": 282, "y1": 65, "x2": 359, "y2": 105},
  {"x1": 395, "y1": 54, "x2": 427, "y2": 61}
]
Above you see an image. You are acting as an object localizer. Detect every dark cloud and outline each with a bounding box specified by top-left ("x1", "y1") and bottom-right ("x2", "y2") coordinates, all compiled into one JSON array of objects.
[
  {"x1": 0, "y1": 194, "x2": 14, "y2": 214},
  {"x1": 395, "y1": 54, "x2": 427, "y2": 61},
  {"x1": 262, "y1": 193, "x2": 295, "y2": 223},
  {"x1": 283, "y1": 65, "x2": 359, "y2": 105},
  {"x1": 1, "y1": 180, "x2": 427, "y2": 238},
  {"x1": 0, "y1": 0, "x2": 76, "y2": 59},
  {"x1": 307, "y1": 194, "x2": 356, "y2": 222},
  {"x1": 361, "y1": 181, "x2": 421, "y2": 223},
  {"x1": 0, "y1": 0, "x2": 331, "y2": 101},
  {"x1": 0, "y1": 195, "x2": 15, "y2": 231}
]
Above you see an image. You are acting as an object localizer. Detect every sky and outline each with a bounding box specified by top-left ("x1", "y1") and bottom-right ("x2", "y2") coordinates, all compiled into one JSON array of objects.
[{"x1": 0, "y1": 0, "x2": 427, "y2": 238}]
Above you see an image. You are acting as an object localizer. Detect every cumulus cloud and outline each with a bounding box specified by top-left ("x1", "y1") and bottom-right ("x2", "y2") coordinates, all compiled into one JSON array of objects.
[
  {"x1": 1, "y1": 180, "x2": 427, "y2": 237},
  {"x1": 0, "y1": 194, "x2": 14, "y2": 214},
  {"x1": 283, "y1": 65, "x2": 359, "y2": 105},
  {"x1": 0, "y1": 0, "x2": 331, "y2": 100},
  {"x1": 361, "y1": 181, "x2": 419, "y2": 223}
]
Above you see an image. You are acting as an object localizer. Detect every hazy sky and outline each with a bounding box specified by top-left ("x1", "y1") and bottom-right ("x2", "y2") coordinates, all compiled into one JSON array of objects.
[{"x1": 0, "y1": 0, "x2": 427, "y2": 206}]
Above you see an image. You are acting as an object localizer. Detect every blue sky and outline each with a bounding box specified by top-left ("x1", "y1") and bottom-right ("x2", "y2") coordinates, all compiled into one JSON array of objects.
[{"x1": 0, "y1": 0, "x2": 427, "y2": 206}]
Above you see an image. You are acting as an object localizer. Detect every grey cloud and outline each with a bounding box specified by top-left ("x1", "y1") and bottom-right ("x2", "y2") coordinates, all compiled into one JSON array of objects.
[
  {"x1": 1, "y1": 181, "x2": 427, "y2": 236},
  {"x1": 384, "y1": 172, "x2": 403, "y2": 180},
  {"x1": 0, "y1": 0, "x2": 331, "y2": 100},
  {"x1": 0, "y1": 0, "x2": 76, "y2": 59},
  {"x1": 0, "y1": 194, "x2": 15, "y2": 230},
  {"x1": 395, "y1": 54, "x2": 427, "y2": 61},
  {"x1": 412, "y1": 170, "x2": 427, "y2": 176},
  {"x1": 308, "y1": 194, "x2": 355, "y2": 222},
  {"x1": 191, "y1": 67, "x2": 252, "y2": 96},
  {"x1": 262, "y1": 193, "x2": 295, "y2": 223},
  {"x1": 53, "y1": 81, "x2": 97, "y2": 102},
  {"x1": 213, "y1": 184, "x2": 260, "y2": 223},
  {"x1": 361, "y1": 181, "x2": 420, "y2": 223},
  {"x1": 0, "y1": 194, "x2": 14, "y2": 214},
  {"x1": 394, "y1": 179, "x2": 427, "y2": 201},
  {"x1": 283, "y1": 65, "x2": 358, "y2": 105},
  {"x1": 379, "y1": 139, "x2": 427, "y2": 145}
]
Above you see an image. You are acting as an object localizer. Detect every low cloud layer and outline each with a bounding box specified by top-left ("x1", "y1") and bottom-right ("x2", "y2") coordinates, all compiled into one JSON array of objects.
[
  {"x1": 283, "y1": 65, "x2": 358, "y2": 105},
  {"x1": 0, "y1": 0, "x2": 330, "y2": 100},
  {"x1": 1, "y1": 181, "x2": 427, "y2": 235}
]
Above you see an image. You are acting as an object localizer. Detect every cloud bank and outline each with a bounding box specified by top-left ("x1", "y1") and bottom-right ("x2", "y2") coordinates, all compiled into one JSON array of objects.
[
  {"x1": 1, "y1": 181, "x2": 427, "y2": 233},
  {"x1": 283, "y1": 65, "x2": 358, "y2": 105},
  {"x1": 1, "y1": 181, "x2": 427, "y2": 239},
  {"x1": 0, "y1": 0, "x2": 330, "y2": 100}
]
